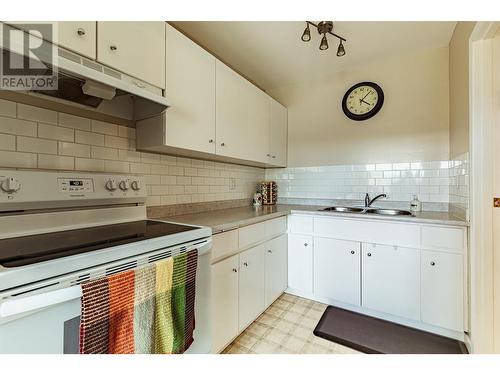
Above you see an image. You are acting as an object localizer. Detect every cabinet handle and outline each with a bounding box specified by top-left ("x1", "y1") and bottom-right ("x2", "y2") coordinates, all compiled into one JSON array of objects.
[
  {"x1": 132, "y1": 81, "x2": 147, "y2": 89},
  {"x1": 272, "y1": 155, "x2": 276, "y2": 159},
  {"x1": 243, "y1": 262, "x2": 248, "y2": 267},
  {"x1": 232, "y1": 268, "x2": 238, "y2": 273},
  {"x1": 220, "y1": 142, "x2": 226, "y2": 147},
  {"x1": 350, "y1": 250, "x2": 355, "y2": 255},
  {"x1": 266, "y1": 153, "x2": 271, "y2": 157},
  {"x1": 77, "y1": 28, "x2": 86, "y2": 36},
  {"x1": 267, "y1": 250, "x2": 272, "y2": 253},
  {"x1": 430, "y1": 261, "x2": 436, "y2": 266},
  {"x1": 110, "y1": 45, "x2": 117, "y2": 51},
  {"x1": 367, "y1": 253, "x2": 372, "y2": 257},
  {"x1": 304, "y1": 243, "x2": 308, "y2": 247},
  {"x1": 209, "y1": 139, "x2": 214, "y2": 143}
]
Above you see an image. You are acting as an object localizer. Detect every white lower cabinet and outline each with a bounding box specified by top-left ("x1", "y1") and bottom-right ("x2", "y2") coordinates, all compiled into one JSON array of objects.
[
  {"x1": 265, "y1": 234, "x2": 288, "y2": 306},
  {"x1": 238, "y1": 244, "x2": 266, "y2": 331},
  {"x1": 211, "y1": 254, "x2": 239, "y2": 354},
  {"x1": 421, "y1": 250, "x2": 464, "y2": 331},
  {"x1": 288, "y1": 234, "x2": 313, "y2": 294},
  {"x1": 361, "y1": 243, "x2": 421, "y2": 321},
  {"x1": 313, "y1": 237, "x2": 361, "y2": 306},
  {"x1": 211, "y1": 219, "x2": 288, "y2": 352}
]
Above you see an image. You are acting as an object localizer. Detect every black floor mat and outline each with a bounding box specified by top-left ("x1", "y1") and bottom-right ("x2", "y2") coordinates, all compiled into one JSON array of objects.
[{"x1": 313, "y1": 305, "x2": 468, "y2": 354}]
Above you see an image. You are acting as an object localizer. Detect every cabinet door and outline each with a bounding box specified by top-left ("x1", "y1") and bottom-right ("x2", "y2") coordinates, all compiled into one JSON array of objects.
[
  {"x1": 165, "y1": 24, "x2": 216, "y2": 154},
  {"x1": 246, "y1": 85, "x2": 270, "y2": 163},
  {"x1": 421, "y1": 250, "x2": 464, "y2": 331},
  {"x1": 211, "y1": 255, "x2": 239, "y2": 353},
  {"x1": 57, "y1": 22, "x2": 96, "y2": 59},
  {"x1": 268, "y1": 98, "x2": 287, "y2": 167},
  {"x1": 362, "y1": 243, "x2": 420, "y2": 321},
  {"x1": 288, "y1": 234, "x2": 313, "y2": 294},
  {"x1": 239, "y1": 245, "x2": 266, "y2": 331},
  {"x1": 97, "y1": 22, "x2": 165, "y2": 88},
  {"x1": 215, "y1": 60, "x2": 249, "y2": 160},
  {"x1": 314, "y1": 237, "x2": 361, "y2": 306},
  {"x1": 265, "y1": 234, "x2": 288, "y2": 307}
]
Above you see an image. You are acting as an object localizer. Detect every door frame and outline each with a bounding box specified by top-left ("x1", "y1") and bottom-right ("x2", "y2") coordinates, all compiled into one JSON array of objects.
[{"x1": 469, "y1": 21, "x2": 499, "y2": 353}]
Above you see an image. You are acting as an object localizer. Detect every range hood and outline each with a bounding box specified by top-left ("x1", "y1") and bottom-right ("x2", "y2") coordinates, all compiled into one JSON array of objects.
[{"x1": 0, "y1": 26, "x2": 168, "y2": 121}]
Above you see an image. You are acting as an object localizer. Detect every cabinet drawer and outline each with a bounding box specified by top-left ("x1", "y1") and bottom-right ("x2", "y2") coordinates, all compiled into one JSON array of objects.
[
  {"x1": 288, "y1": 215, "x2": 313, "y2": 233},
  {"x1": 421, "y1": 225, "x2": 465, "y2": 252},
  {"x1": 266, "y1": 216, "x2": 287, "y2": 237},
  {"x1": 315, "y1": 217, "x2": 420, "y2": 248},
  {"x1": 211, "y1": 229, "x2": 238, "y2": 262},
  {"x1": 239, "y1": 221, "x2": 266, "y2": 249}
]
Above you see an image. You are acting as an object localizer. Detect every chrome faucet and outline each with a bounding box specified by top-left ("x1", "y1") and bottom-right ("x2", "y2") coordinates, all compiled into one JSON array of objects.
[{"x1": 364, "y1": 193, "x2": 387, "y2": 208}]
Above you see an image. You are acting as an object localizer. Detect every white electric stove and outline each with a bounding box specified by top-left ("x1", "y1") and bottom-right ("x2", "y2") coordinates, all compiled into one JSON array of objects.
[{"x1": 0, "y1": 170, "x2": 212, "y2": 354}]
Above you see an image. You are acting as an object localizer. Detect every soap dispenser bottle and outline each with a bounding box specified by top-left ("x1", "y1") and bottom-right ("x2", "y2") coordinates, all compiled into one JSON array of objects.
[{"x1": 410, "y1": 195, "x2": 422, "y2": 212}]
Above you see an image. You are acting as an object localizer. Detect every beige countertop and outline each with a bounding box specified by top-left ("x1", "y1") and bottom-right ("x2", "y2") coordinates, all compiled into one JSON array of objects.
[{"x1": 156, "y1": 204, "x2": 468, "y2": 234}]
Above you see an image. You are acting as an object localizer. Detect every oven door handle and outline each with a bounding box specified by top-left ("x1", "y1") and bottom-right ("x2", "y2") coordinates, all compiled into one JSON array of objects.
[{"x1": 0, "y1": 286, "x2": 82, "y2": 318}]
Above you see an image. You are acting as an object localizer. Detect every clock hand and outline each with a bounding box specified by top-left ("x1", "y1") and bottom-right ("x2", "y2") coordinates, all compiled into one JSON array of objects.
[
  {"x1": 361, "y1": 91, "x2": 372, "y2": 101},
  {"x1": 360, "y1": 99, "x2": 371, "y2": 105}
]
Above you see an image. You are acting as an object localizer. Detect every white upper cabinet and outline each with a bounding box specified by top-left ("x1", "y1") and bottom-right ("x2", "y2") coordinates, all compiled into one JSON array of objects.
[
  {"x1": 246, "y1": 85, "x2": 270, "y2": 163},
  {"x1": 97, "y1": 22, "x2": 166, "y2": 88},
  {"x1": 57, "y1": 22, "x2": 96, "y2": 59},
  {"x1": 164, "y1": 24, "x2": 216, "y2": 154},
  {"x1": 268, "y1": 98, "x2": 287, "y2": 167},
  {"x1": 215, "y1": 60, "x2": 251, "y2": 160}
]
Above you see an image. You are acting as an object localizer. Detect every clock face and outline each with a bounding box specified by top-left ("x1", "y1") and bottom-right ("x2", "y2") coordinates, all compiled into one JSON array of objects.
[{"x1": 342, "y1": 82, "x2": 384, "y2": 121}]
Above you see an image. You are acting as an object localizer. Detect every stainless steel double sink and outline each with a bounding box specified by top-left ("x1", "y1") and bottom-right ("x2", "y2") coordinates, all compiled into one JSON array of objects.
[{"x1": 320, "y1": 206, "x2": 414, "y2": 216}]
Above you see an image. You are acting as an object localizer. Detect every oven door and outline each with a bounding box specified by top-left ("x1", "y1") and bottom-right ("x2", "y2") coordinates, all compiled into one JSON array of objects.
[{"x1": 0, "y1": 286, "x2": 82, "y2": 354}]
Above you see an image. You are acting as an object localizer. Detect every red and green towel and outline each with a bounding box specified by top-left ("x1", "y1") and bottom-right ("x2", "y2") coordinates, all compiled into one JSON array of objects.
[{"x1": 79, "y1": 250, "x2": 198, "y2": 354}]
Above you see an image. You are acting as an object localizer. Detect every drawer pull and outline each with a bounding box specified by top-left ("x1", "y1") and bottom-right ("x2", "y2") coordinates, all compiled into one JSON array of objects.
[
  {"x1": 304, "y1": 243, "x2": 308, "y2": 247},
  {"x1": 430, "y1": 261, "x2": 436, "y2": 266},
  {"x1": 77, "y1": 28, "x2": 86, "y2": 36},
  {"x1": 232, "y1": 268, "x2": 238, "y2": 273},
  {"x1": 350, "y1": 250, "x2": 355, "y2": 255},
  {"x1": 243, "y1": 262, "x2": 249, "y2": 267},
  {"x1": 209, "y1": 139, "x2": 214, "y2": 143},
  {"x1": 367, "y1": 253, "x2": 372, "y2": 257},
  {"x1": 220, "y1": 142, "x2": 226, "y2": 147},
  {"x1": 110, "y1": 45, "x2": 117, "y2": 51},
  {"x1": 267, "y1": 250, "x2": 272, "y2": 254}
]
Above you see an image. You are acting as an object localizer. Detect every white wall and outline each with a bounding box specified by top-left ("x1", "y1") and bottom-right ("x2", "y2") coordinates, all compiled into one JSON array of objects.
[
  {"x1": 268, "y1": 47, "x2": 450, "y2": 167},
  {"x1": 449, "y1": 21, "x2": 476, "y2": 159}
]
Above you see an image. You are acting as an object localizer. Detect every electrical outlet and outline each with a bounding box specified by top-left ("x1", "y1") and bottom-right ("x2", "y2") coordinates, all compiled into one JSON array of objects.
[{"x1": 229, "y1": 178, "x2": 236, "y2": 191}]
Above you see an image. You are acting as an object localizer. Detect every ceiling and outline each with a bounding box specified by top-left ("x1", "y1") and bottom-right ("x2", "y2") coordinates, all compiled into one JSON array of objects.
[{"x1": 172, "y1": 21, "x2": 456, "y2": 91}]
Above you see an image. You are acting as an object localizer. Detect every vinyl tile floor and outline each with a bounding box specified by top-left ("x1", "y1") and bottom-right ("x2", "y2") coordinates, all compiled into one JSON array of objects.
[{"x1": 222, "y1": 293, "x2": 361, "y2": 354}]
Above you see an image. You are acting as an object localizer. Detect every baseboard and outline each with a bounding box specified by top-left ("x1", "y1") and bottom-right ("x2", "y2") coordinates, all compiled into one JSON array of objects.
[{"x1": 285, "y1": 288, "x2": 465, "y2": 342}]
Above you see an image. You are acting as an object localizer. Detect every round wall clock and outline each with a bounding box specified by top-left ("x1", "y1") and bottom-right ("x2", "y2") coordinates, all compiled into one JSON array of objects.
[{"x1": 342, "y1": 82, "x2": 384, "y2": 121}]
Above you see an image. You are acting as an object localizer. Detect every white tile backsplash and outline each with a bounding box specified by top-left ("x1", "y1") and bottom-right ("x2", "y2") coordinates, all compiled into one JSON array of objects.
[
  {"x1": 266, "y1": 159, "x2": 462, "y2": 212},
  {"x1": 449, "y1": 152, "x2": 469, "y2": 220},
  {"x1": 0, "y1": 99, "x2": 264, "y2": 207}
]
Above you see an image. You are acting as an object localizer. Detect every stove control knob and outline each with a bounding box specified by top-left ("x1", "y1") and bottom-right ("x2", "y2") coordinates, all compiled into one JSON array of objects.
[
  {"x1": 131, "y1": 180, "x2": 141, "y2": 191},
  {"x1": 119, "y1": 180, "x2": 130, "y2": 191},
  {"x1": 1, "y1": 177, "x2": 21, "y2": 193},
  {"x1": 105, "y1": 178, "x2": 118, "y2": 191}
]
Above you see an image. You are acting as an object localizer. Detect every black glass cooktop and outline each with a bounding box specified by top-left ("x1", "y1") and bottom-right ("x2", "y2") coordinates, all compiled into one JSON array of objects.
[{"x1": 0, "y1": 220, "x2": 196, "y2": 268}]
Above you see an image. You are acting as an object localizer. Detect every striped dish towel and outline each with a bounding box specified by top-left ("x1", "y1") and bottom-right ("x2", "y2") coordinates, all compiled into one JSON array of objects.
[{"x1": 79, "y1": 250, "x2": 198, "y2": 354}]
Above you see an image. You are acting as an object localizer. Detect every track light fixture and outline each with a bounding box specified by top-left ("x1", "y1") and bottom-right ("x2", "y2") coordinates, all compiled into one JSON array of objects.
[{"x1": 301, "y1": 21, "x2": 347, "y2": 54}]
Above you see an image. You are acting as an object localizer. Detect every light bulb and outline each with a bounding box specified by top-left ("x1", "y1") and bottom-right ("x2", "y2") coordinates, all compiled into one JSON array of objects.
[
  {"x1": 301, "y1": 24, "x2": 311, "y2": 42},
  {"x1": 337, "y1": 40, "x2": 346, "y2": 56},
  {"x1": 319, "y1": 34, "x2": 329, "y2": 50}
]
